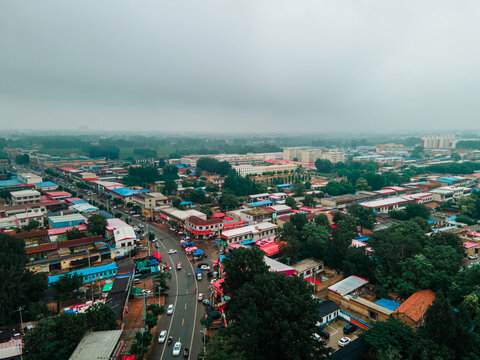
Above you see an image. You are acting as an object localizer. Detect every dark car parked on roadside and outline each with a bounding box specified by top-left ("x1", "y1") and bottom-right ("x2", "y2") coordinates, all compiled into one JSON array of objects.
[{"x1": 319, "y1": 328, "x2": 330, "y2": 339}]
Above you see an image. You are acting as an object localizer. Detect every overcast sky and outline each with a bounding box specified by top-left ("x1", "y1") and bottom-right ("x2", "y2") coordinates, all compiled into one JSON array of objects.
[{"x1": 1, "y1": 1, "x2": 480, "y2": 134}]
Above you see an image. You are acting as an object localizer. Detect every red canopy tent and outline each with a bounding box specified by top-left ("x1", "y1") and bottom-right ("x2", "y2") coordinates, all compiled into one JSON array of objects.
[{"x1": 153, "y1": 252, "x2": 163, "y2": 260}]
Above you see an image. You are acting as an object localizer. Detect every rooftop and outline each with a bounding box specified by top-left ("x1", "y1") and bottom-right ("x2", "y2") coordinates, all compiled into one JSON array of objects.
[
  {"x1": 69, "y1": 330, "x2": 122, "y2": 360},
  {"x1": 316, "y1": 300, "x2": 340, "y2": 318},
  {"x1": 292, "y1": 258, "x2": 323, "y2": 273},
  {"x1": 328, "y1": 275, "x2": 369, "y2": 296},
  {"x1": 393, "y1": 289, "x2": 435, "y2": 323}
]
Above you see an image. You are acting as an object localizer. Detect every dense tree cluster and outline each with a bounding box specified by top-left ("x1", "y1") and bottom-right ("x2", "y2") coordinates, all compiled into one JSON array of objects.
[
  {"x1": 123, "y1": 166, "x2": 161, "y2": 187},
  {"x1": 196, "y1": 157, "x2": 232, "y2": 176},
  {"x1": 0, "y1": 234, "x2": 48, "y2": 326},
  {"x1": 207, "y1": 248, "x2": 329, "y2": 360},
  {"x1": 424, "y1": 162, "x2": 480, "y2": 175},
  {"x1": 222, "y1": 170, "x2": 267, "y2": 196},
  {"x1": 24, "y1": 304, "x2": 117, "y2": 360}
]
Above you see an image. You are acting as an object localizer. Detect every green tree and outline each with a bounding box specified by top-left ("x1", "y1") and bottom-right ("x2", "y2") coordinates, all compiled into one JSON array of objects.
[
  {"x1": 411, "y1": 146, "x2": 424, "y2": 158},
  {"x1": 302, "y1": 194, "x2": 316, "y2": 207},
  {"x1": 172, "y1": 198, "x2": 183, "y2": 209},
  {"x1": 315, "y1": 159, "x2": 334, "y2": 173},
  {"x1": 163, "y1": 179, "x2": 177, "y2": 195},
  {"x1": 218, "y1": 192, "x2": 240, "y2": 211},
  {"x1": 348, "y1": 203, "x2": 376, "y2": 230},
  {"x1": 153, "y1": 272, "x2": 169, "y2": 296},
  {"x1": 222, "y1": 247, "x2": 269, "y2": 297},
  {"x1": 224, "y1": 272, "x2": 330, "y2": 360},
  {"x1": 314, "y1": 213, "x2": 330, "y2": 227},
  {"x1": 113, "y1": 197, "x2": 123, "y2": 206},
  {"x1": 0, "y1": 233, "x2": 48, "y2": 326},
  {"x1": 355, "y1": 177, "x2": 371, "y2": 191},
  {"x1": 53, "y1": 273, "x2": 83, "y2": 302},
  {"x1": 65, "y1": 227, "x2": 85, "y2": 240},
  {"x1": 285, "y1": 196, "x2": 296, "y2": 209},
  {"x1": 24, "y1": 313, "x2": 88, "y2": 360},
  {"x1": 451, "y1": 152, "x2": 461, "y2": 162},
  {"x1": 294, "y1": 181, "x2": 306, "y2": 196},
  {"x1": 361, "y1": 318, "x2": 416, "y2": 359},
  {"x1": 15, "y1": 153, "x2": 30, "y2": 165},
  {"x1": 22, "y1": 219, "x2": 41, "y2": 231},
  {"x1": 85, "y1": 303, "x2": 117, "y2": 331},
  {"x1": 86, "y1": 214, "x2": 107, "y2": 236}
]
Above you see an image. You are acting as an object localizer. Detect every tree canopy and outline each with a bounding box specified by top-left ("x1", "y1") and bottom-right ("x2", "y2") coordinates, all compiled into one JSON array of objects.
[{"x1": 86, "y1": 214, "x2": 107, "y2": 236}]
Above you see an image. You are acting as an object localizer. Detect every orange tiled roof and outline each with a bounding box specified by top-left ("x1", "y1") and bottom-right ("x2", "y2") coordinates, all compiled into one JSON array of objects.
[{"x1": 394, "y1": 289, "x2": 435, "y2": 323}]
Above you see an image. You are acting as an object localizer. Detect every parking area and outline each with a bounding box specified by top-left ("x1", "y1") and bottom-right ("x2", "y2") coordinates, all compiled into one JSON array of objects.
[{"x1": 321, "y1": 318, "x2": 361, "y2": 351}]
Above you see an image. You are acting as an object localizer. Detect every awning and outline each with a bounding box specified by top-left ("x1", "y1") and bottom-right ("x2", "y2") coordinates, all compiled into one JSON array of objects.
[
  {"x1": 102, "y1": 283, "x2": 113, "y2": 292},
  {"x1": 193, "y1": 249, "x2": 205, "y2": 256},
  {"x1": 181, "y1": 241, "x2": 195, "y2": 246},
  {"x1": 305, "y1": 277, "x2": 321, "y2": 285},
  {"x1": 185, "y1": 247, "x2": 198, "y2": 252},
  {"x1": 153, "y1": 252, "x2": 163, "y2": 259}
]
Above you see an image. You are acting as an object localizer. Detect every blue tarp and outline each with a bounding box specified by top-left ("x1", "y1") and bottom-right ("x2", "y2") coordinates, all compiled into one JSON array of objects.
[
  {"x1": 110, "y1": 187, "x2": 150, "y2": 197},
  {"x1": 239, "y1": 240, "x2": 255, "y2": 246},
  {"x1": 246, "y1": 200, "x2": 273, "y2": 207},
  {"x1": 375, "y1": 298, "x2": 401, "y2": 311},
  {"x1": 149, "y1": 259, "x2": 159, "y2": 266},
  {"x1": 193, "y1": 249, "x2": 205, "y2": 256},
  {"x1": 180, "y1": 201, "x2": 192, "y2": 206},
  {"x1": 182, "y1": 241, "x2": 195, "y2": 246}
]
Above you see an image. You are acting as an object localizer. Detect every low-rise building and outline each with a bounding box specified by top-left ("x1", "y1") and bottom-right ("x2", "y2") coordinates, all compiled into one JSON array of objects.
[
  {"x1": 185, "y1": 216, "x2": 223, "y2": 239},
  {"x1": 69, "y1": 330, "x2": 122, "y2": 360},
  {"x1": 11, "y1": 189, "x2": 41, "y2": 205},
  {"x1": 221, "y1": 222, "x2": 278, "y2": 245},
  {"x1": 133, "y1": 192, "x2": 169, "y2": 209},
  {"x1": 17, "y1": 172, "x2": 42, "y2": 184},
  {"x1": 48, "y1": 214, "x2": 87, "y2": 229},
  {"x1": 291, "y1": 258, "x2": 324, "y2": 279},
  {"x1": 392, "y1": 289, "x2": 435, "y2": 328}
]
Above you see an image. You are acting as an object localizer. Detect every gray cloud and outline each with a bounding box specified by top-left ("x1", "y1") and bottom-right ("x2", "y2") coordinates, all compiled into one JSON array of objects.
[{"x1": 1, "y1": 0, "x2": 480, "y2": 133}]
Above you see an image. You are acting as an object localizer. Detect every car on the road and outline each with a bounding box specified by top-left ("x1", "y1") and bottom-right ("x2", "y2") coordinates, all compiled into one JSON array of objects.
[
  {"x1": 197, "y1": 263, "x2": 209, "y2": 268},
  {"x1": 198, "y1": 293, "x2": 204, "y2": 301},
  {"x1": 200, "y1": 265, "x2": 210, "y2": 271},
  {"x1": 176, "y1": 262, "x2": 182, "y2": 270},
  {"x1": 343, "y1": 324, "x2": 357, "y2": 334},
  {"x1": 469, "y1": 254, "x2": 479, "y2": 260},
  {"x1": 173, "y1": 342, "x2": 181, "y2": 356},
  {"x1": 141, "y1": 289, "x2": 152, "y2": 295},
  {"x1": 155, "y1": 243, "x2": 159, "y2": 249},
  {"x1": 167, "y1": 304, "x2": 174, "y2": 315},
  {"x1": 170, "y1": 227, "x2": 176, "y2": 231},
  {"x1": 158, "y1": 330, "x2": 167, "y2": 343},
  {"x1": 338, "y1": 337, "x2": 351, "y2": 347},
  {"x1": 183, "y1": 347, "x2": 189, "y2": 358},
  {"x1": 168, "y1": 249, "x2": 177, "y2": 254}
]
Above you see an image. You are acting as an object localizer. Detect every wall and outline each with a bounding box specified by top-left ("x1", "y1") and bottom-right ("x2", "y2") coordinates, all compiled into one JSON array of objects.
[{"x1": 328, "y1": 291, "x2": 390, "y2": 324}]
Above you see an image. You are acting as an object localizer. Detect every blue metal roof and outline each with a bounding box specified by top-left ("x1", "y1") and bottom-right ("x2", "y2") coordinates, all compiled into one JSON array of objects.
[
  {"x1": 180, "y1": 201, "x2": 192, "y2": 206},
  {"x1": 34, "y1": 181, "x2": 58, "y2": 187},
  {"x1": 275, "y1": 184, "x2": 291, "y2": 188},
  {"x1": 375, "y1": 298, "x2": 401, "y2": 311},
  {"x1": 110, "y1": 187, "x2": 149, "y2": 197},
  {"x1": 48, "y1": 263, "x2": 118, "y2": 285},
  {"x1": 246, "y1": 200, "x2": 273, "y2": 207},
  {"x1": 0, "y1": 178, "x2": 22, "y2": 187}
]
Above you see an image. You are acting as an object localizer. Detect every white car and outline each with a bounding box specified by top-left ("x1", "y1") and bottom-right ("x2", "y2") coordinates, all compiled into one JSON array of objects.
[
  {"x1": 198, "y1": 293, "x2": 204, "y2": 301},
  {"x1": 200, "y1": 265, "x2": 210, "y2": 271},
  {"x1": 141, "y1": 289, "x2": 152, "y2": 295},
  {"x1": 172, "y1": 342, "x2": 181, "y2": 356},
  {"x1": 469, "y1": 254, "x2": 479, "y2": 260},
  {"x1": 168, "y1": 249, "x2": 177, "y2": 254},
  {"x1": 158, "y1": 330, "x2": 167, "y2": 343},
  {"x1": 338, "y1": 337, "x2": 351, "y2": 347},
  {"x1": 176, "y1": 262, "x2": 181, "y2": 270},
  {"x1": 167, "y1": 304, "x2": 174, "y2": 315}
]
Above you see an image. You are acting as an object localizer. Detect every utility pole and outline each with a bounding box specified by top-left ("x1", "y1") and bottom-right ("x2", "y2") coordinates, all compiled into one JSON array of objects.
[
  {"x1": 17, "y1": 307, "x2": 24, "y2": 336},
  {"x1": 142, "y1": 292, "x2": 146, "y2": 330},
  {"x1": 200, "y1": 328, "x2": 207, "y2": 354},
  {"x1": 158, "y1": 286, "x2": 161, "y2": 305}
]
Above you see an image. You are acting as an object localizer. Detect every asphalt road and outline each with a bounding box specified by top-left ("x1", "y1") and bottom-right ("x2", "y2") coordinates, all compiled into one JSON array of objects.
[{"x1": 87, "y1": 193, "x2": 207, "y2": 359}]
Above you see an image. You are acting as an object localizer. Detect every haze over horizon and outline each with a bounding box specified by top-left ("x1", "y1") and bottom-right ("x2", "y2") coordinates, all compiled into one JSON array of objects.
[{"x1": 2, "y1": 1, "x2": 480, "y2": 133}]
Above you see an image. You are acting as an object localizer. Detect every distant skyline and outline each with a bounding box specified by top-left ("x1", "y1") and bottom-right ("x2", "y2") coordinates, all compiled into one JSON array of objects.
[{"x1": 2, "y1": 1, "x2": 480, "y2": 133}]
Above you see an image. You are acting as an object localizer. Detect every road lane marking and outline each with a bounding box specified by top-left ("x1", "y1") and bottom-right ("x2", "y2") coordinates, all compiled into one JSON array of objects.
[
  {"x1": 185, "y1": 303, "x2": 187, "y2": 311},
  {"x1": 182, "y1": 318, "x2": 184, "y2": 326}
]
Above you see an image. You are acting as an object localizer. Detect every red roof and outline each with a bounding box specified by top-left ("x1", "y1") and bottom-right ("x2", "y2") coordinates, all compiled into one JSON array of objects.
[
  {"x1": 46, "y1": 191, "x2": 72, "y2": 198},
  {"x1": 211, "y1": 213, "x2": 225, "y2": 218},
  {"x1": 57, "y1": 235, "x2": 103, "y2": 249},
  {"x1": 187, "y1": 216, "x2": 222, "y2": 226},
  {"x1": 394, "y1": 289, "x2": 435, "y2": 323},
  {"x1": 48, "y1": 224, "x2": 87, "y2": 236}
]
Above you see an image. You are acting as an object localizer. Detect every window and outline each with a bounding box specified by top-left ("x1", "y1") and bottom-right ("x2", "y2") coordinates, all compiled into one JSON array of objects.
[{"x1": 369, "y1": 311, "x2": 378, "y2": 320}]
